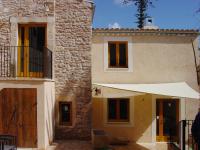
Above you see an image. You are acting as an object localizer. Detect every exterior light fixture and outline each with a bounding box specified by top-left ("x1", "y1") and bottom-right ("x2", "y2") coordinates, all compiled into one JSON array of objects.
[
  {"x1": 44, "y1": 2, "x2": 49, "y2": 12},
  {"x1": 44, "y1": 2, "x2": 54, "y2": 12},
  {"x1": 92, "y1": 87, "x2": 101, "y2": 96}
]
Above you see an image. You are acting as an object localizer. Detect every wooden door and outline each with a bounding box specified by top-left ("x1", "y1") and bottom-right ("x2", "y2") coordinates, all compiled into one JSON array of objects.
[
  {"x1": 0, "y1": 88, "x2": 37, "y2": 148},
  {"x1": 18, "y1": 24, "x2": 46, "y2": 77},
  {"x1": 0, "y1": 89, "x2": 17, "y2": 136},
  {"x1": 156, "y1": 99, "x2": 179, "y2": 142}
]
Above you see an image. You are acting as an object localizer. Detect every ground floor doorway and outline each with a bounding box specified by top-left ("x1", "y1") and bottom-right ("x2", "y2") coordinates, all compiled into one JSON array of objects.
[
  {"x1": 0, "y1": 88, "x2": 37, "y2": 148},
  {"x1": 156, "y1": 99, "x2": 179, "y2": 142}
]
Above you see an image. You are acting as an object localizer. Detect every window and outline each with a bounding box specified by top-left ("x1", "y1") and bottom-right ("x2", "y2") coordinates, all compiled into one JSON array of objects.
[
  {"x1": 108, "y1": 41, "x2": 128, "y2": 68},
  {"x1": 108, "y1": 98, "x2": 129, "y2": 122},
  {"x1": 59, "y1": 102, "x2": 72, "y2": 126}
]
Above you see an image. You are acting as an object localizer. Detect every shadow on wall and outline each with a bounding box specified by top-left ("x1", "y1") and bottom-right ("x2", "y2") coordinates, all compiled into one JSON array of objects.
[
  {"x1": 109, "y1": 142, "x2": 175, "y2": 150},
  {"x1": 92, "y1": 94, "x2": 154, "y2": 142},
  {"x1": 45, "y1": 82, "x2": 56, "y2": 145},
  {"x1": 92, "y1": 93, "x2": 184, "y2": 150}
]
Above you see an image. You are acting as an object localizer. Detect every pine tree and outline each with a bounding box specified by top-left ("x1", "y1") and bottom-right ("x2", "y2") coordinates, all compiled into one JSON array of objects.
[{"x1": 123, "y1": 0, "x2": 154, "y2": 29}]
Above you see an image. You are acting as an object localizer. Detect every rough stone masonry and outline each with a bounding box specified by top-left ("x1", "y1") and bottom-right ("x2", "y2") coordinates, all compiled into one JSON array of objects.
[
  {"x1": 0, "y1": 0, "x2": 93, "y2": 140},
  {"x1": 54, "y1": 0, "x2": 93, "y2": 140}
]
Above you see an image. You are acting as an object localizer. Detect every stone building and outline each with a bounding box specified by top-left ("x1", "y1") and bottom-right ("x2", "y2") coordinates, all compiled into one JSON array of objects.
[{"x1": 0, "y1": 0, "x2": 94, "y2": 149}]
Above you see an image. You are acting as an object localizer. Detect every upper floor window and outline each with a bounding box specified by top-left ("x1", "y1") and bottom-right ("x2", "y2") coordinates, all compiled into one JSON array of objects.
[{"x1": 108, "y1": 41, "x2": 128, "y2": 68}]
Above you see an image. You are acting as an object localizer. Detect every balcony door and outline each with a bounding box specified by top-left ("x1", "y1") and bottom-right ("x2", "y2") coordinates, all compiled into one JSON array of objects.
[
  {"x1": 18, "y1": 24, "x2": 46, "y2": 77},
  {"x1": 156, "y1": 99, "x2": 179, "y2": 142}
]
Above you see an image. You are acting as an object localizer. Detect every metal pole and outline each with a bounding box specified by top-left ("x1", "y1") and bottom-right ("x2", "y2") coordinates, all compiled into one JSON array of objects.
[{"x1": 181, "y1": 120, "x2": 186, "y2": 150}]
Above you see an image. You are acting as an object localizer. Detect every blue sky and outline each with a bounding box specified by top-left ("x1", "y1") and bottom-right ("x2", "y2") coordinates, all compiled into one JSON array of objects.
[{"x1": 93, "y1": 0, "x2": 200, "y2": 29}]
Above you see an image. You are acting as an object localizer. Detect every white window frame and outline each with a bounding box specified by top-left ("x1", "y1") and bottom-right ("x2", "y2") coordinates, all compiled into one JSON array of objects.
[{"x1": 104, "y1": 36, "x2": 133, "y2": 72}]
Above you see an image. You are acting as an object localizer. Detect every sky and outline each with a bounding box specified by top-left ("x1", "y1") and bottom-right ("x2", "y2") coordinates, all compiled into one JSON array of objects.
[{"x1": 93, "y1": 0, "x2": 200, "y2": 29}]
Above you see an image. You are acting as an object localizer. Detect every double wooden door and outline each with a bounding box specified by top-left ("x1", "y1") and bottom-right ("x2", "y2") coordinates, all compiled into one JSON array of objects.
[
  {"x1": 0, "y1": 88, "x2": 37, "y2": 148},
  {"x1": 18, "y1": 24, "x2": 46, "y2": 77}
]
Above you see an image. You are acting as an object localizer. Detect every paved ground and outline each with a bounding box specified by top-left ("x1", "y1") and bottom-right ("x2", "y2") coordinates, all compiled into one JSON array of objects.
[
  {"x1": 47, "y1": 140, "x2": 93, "y2": 150},
  {"x1": 47, "y1": 141, "x2": 171, "y2": 150}
]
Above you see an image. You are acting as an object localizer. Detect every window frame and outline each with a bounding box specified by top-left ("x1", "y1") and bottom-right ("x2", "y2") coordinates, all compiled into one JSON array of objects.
[
  {"x1": 107, "y1": 98, "x2": 130, "y2": 122},
  {"x1": 59, "y1": 101, "x2": 72, "y2": 126},
  {"x1": 108, "y1": 41, "x2": 128, "y2": 68}
]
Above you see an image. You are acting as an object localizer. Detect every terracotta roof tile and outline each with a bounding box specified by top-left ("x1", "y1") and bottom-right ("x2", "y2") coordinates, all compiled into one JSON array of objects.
[{"x1": 92, "y1": 28, "x2": 199, "y2": 35}]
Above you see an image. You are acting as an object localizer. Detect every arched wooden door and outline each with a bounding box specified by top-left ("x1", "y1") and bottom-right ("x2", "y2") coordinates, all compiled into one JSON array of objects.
[{"x1": 0, "y1": 88, "x2": 37, "y2": 148}]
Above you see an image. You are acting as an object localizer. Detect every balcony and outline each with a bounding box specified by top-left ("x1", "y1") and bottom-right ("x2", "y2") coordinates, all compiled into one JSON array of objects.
[{"x1": 0, "y1": 46, "x2": 52, "y2": 79}]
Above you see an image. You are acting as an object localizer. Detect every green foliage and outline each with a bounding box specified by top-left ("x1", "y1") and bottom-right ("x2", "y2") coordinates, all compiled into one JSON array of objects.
[{"x1": 123, "y1": 0, "x2": 154, "y2": 28}]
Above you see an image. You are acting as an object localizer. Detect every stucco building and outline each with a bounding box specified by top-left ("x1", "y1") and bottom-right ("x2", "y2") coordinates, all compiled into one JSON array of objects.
[{"x1": 92, "y1": 28, "x2": 200, "y2": 148}]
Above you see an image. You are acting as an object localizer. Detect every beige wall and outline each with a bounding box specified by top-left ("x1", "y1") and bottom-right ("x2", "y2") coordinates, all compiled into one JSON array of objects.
[
  {"x1": 92, "y1": 33, "x2": 200, "y2": 143},
  {"x1": 92, "y1": 94, "x2": 153, "y2": 143},
  {"x1": 92, "y1": 35, "x2": 199, "y2": 89},
  {"x1": 92, "y1": 34, "x2": 200, "y2": 119},
  {"x1": 0, "y1": 80, "x2": 55, "y2": 149},
  {"x1": 92, "y1": 94, "x2": 188, "y2": 143},
  {"x1": 44, "y1": 81, "x2": 55, "y2": 149}
]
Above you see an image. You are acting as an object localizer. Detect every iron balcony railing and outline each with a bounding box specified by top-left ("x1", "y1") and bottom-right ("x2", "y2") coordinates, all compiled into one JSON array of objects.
[{"x1": 0, "y1": 46, "x2": 52, "y2": 79}]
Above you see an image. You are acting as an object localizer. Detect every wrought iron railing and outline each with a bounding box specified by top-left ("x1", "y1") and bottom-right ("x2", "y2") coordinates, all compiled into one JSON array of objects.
[
  {"x1": 170, "y1": 120, "x2": 198, "y2": 150},
  {"x1": 0, "y1": 46, "x2": 52, "y2": 79},
  {"x1": 0, "y1": 134, "x2": 17, "y2": 150}
]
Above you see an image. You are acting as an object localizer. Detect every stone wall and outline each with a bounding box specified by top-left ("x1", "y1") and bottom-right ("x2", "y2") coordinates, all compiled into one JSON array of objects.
[
  {"x1": 54, "y1": 0, "x2": 93, "y2": 140},
  {"x1": 0, "y1": 0, "x2": 54, "y2": 76},
  {"x1": 0, "y1": 0, "x2": 93, "y2": 141},
  {"x1": 0, "y1": 0, "x2": 54, "y2": 46}
]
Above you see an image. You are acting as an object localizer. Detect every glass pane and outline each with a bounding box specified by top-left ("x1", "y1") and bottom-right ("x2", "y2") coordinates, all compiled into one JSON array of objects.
[
  {"x1": 29, "y1": 27, "x2": 45, "y2": 72},
  {"x1": 61, "y1": 103, "x2": 71, "y2": 123},
  {"x1": 156, "y1": 101, "x2": 160, "y2": 136},
  {"x1": 163, "y1": 101, "x2": 177, "y2": 136},
  {"x1": 119, "y1": 99, "x2": 129, "y2": 120},
  {"x1": 109, "y1": 43, "x2": 117, "y2": 67},
  {"x1": 119, "y1": 43, "x2": 127, "y2": 67},
  {"x1": 20, "y1": 27, "x2": 25, "y2": 46},
  {"x1": 19, "y1": 27, "x2": 25, "y2": 72},
  {"x1": 29, "y1": 27, "x2": 45, "y2": 51},
  {"x1": 108, "y1": 99, "x2": 117, "y2": 120}
]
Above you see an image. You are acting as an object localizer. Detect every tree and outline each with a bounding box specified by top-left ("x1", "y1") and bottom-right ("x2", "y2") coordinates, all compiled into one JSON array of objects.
[{"x1": 123, "y1": 0, "x2": 154, "y2": 29}]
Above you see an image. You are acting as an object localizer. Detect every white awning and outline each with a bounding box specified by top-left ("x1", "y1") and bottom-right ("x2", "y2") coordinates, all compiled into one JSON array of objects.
[{"x1": 93, "y1": 82, "x2": 200, "y2": 99}]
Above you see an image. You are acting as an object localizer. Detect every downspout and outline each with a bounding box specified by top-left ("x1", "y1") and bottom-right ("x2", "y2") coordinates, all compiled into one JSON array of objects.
[
  {"x1": 191, "y1": 38, "x2": 200, "y2": 123},
  {"x1": 191, "y1": 39, "x2": 199, "y2": 85},
  {"x1": 84, "y1": 0, "x2": 95, "y2": 22}
]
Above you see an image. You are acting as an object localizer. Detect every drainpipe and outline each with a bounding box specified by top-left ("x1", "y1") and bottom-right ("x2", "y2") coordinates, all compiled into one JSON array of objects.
[
  {"x1": 191, "y1": 39, "x2": 199, "y2": 85},
  {"x1": 84, "y1": 0, "x2": 95, "y2": 22},
  {"x1": 191, "y1": 38, "x2": 200, "y2": 115}
]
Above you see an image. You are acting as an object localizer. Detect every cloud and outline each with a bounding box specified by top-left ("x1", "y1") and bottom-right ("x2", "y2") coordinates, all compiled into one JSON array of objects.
[
  {"x1": 108, "y1": 22, "x2": 121, "y2": 29},
  {"x1": 114, "y1": 0, "x2": 134, "y2": 6},
  {"x1": 114, "y1": 0, "x2": 124, "y2": 5}
]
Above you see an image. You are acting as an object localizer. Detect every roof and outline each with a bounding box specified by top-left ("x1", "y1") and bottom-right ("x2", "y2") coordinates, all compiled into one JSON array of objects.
[{"x1": 92, "y1": 28, "x2": 199, "y2": 37}]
